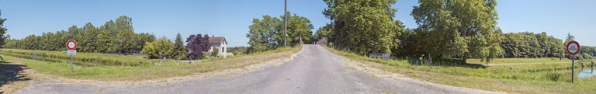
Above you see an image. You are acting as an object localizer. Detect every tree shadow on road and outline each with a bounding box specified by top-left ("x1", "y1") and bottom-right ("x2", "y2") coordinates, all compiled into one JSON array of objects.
[{"x1": 0, "y1": 61, "x2": 32, "y2": 88}]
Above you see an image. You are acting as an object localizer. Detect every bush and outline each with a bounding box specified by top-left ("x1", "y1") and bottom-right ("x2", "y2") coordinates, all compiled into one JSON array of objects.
[
  {"x1": 550, "y1": 58, "x2": 559, "y2": 61},
  {"x1": 212, "y1": 48, "x2": 219, "y2": 57},
  {"x1": 201, "y1": 51, "x2": 208, "y2": 59},
  {"x1": 545, "y1": 72, "x2": 562, "y2": 82}
]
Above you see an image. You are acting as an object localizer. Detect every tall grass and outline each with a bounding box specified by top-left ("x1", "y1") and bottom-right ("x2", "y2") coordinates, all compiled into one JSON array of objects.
[
  {"x1": 1, "y1": 46, "x2": 301, "y2": 81},
  {"x1": 0, "y1": 49, "x2": 164, "y2": 66}
]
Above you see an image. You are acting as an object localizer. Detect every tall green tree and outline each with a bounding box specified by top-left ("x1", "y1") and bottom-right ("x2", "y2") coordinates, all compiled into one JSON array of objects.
[
  {"x1": 174, "y1": 33, "x2": 187, "y2": 59},
  {"x1": 323, "y1": 0, "x2": 402, "y2": 54},
  {"x1": 0, "y1": 10, "x2": 7, "y2": 47},
  {"x1": 281, "y1": 12, "x2": 314, "y2": 45},
  {"x1": 117, "y1": 30, "x2": 135, "y2": 54},
  {"x1": 314, "y1": 23, "x2": 334, "y2": 42},
  {"x1": 246, "y1": 13, "x2": 314, "y2": 53},
  {"x1": 96, "y1": 30, "x2": 111, "y2": 53},
  {"x1": 246, "y1": 18, "x2": 267, "y2": 53},
  {"x1": 411, "y1": 0, "x2": 503, "y2": 63},
  {"x1": 82, "y1": 22, "x2": 100, "y2": 52}
]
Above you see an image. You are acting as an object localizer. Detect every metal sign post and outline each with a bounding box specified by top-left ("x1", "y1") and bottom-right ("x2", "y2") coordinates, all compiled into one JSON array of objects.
[
  {"x1": 572, "y1": 55, "x2": 574, "y2": 83},
  {"x1": 71, "y1": 55, "x2": 74, "y2": 72},
  {"x1": 66, "y1": 40, "x2": 77, "y2": 73},
  {"x1": 160, "y1": 52, "x2": 163, "y2": 64},
  {"x1": 566, "y1": 41, "x2": 580, "y2": 83},
  {"x1": 428, "y1": 54, "x2": 432, "y2": 66}
]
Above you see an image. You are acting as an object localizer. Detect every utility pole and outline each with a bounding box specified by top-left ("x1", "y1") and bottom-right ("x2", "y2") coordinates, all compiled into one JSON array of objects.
[{"x1": 284, "y1": 0, "x2": 288, "y2": 47}]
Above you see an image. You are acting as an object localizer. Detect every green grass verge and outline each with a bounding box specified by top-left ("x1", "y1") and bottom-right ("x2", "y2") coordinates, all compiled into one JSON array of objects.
[
  {"x1": 1, "y1": 47, "x2": 301, "y2": 81},
  {"x1": 467, "y1": 58, "x2": 574, "y2": 64},
  {"x1": 325, "y1": 47, "x2": 596, "y2": 94}
]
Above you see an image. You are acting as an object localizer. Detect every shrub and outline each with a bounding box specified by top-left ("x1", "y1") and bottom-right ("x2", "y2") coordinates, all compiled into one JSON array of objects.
[
  {"x1": 212, "y1": 48, "x2": 219, "y2": 57},
  {"x1": 545, "y1": 72, "x2": 562, "y2": 82}
]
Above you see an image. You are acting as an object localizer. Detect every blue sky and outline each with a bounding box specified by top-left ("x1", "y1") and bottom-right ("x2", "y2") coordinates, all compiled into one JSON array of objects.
[{"x1": 1, "y1": 0, "x2": 595, "y2": 47}]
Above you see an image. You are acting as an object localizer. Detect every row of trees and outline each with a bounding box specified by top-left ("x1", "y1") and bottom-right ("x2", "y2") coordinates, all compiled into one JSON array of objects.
[
  {"x1": 0, "y1": 10, "x2": 6, "y2": 47},
  {"x1": 316, "y1": 0, "x2": 580, "y2": 63},
  {"x1": 578, "y1": 46, "x2": 595, "y2": 60},
  {"x1": 318, "y1": 0, "x2": 501, "y2": 63},
  {"x1": 246, "y1": 11, "x2": 313, "y2": 53},
  {"x1": 4, "y1": 16, "x2": 156, "y2": 55},
  {"x1": 0, "y1": 15, "x2": 214, "y2": 60},
  {"x1": 0, "y1": 12, "x2": 5, "y2": 50},
  {"x1": 501, "y1": 32, "x2": 565, "y2": 58},
  {"x1": 321, "y1": 0, "x2": 403, "y2": 55},
  {"x1": 140, "y1": 33, "x2": 212, "y2": 60}
]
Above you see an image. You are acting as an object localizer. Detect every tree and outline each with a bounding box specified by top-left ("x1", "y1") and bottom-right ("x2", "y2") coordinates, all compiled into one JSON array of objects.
[
  {"x1": 202, "y1": 34, "x2": 211, "y2": 54},
  {"x1": 282, "y1": 12, "x2": 314, "y2": 45},
  {"x1": 186, "y1": 34, "x2": 210, "y2": 59},
  {"x1": 246, "y1": 13, "x2": 314, "y2": 53},
  {"x1": 582, "y1": 53, "x2": 592, "y2": 60},
  {"x1": 174, "y1": 33, "x2": 187, "y2": 59},
  {"x1": 81, "y1": 22, "x2": 100, "y2": 52},
  {"x1": 141, "y1": 37, "x2": 175, "y2": 59},
  {"x1": 314, "y1": 23, "x2": 334, "y2": 42},
  {"x1": 396, "y1": 28, "x2": 424, "y2": 57},
  {"x1": 411, "y1": 0, "x2": 503, "y2": 63},
  {"x1": 96, "y1": 30, "x2": 111, "y2": 53},
  {"x1": 116, "y1": 15, "x2": 134, "y2": 32},
  {"x1": 0, "y1": 10, "x2": 7, "y2": 47},
  {"x1": 246, "y1": 18, "x2": 269, "y2": 53},
  {"x1": 323, "y1": 0, "x2": 402, "y2": 55},
  {"x1": 564, "y1": 33, "x2": 575, "y2": 58},
  {"x1": 117, "y1": 30, "x2": 135, "y2": 54}
]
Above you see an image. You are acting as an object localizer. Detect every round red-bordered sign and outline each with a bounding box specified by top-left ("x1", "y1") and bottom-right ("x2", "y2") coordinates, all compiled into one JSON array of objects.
[
  {"x1": 66, "y1": 40, "x2": 77, "y2": 50},
  {"x1": 566, "y1": 41, "x2": 580, "y2": 55}
]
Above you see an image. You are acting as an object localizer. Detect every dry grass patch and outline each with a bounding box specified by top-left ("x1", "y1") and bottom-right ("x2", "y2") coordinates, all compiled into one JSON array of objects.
[{"x1": 0, "y1": 80, "x2": 30, "y2": 94}]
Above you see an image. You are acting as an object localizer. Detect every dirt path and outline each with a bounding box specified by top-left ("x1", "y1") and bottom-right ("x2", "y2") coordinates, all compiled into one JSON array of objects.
[{"x1": 13, "y1": 45, "x2": 503, "y2": 94}]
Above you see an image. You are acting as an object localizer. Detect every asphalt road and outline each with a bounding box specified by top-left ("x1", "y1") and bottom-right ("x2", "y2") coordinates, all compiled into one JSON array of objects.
[{"x1": 15, "y1": 45, "x2": 500, "y2": 94}]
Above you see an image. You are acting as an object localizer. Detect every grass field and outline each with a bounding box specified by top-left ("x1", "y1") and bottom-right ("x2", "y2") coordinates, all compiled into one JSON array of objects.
[
  {"x1": 0, "y1": 47, "x2": 301, "y2": 81},
  {"x1": 0, "y1": 49, "x2": 156, "y2": 66},
  {"x1": 326, "y1": 47, "x2": 596, "y2": 94}
]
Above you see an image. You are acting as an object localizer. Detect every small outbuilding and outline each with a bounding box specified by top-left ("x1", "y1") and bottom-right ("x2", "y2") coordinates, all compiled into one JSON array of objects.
[{"x1": 208, "y1": 36, "x2": 227, "y2": 58}]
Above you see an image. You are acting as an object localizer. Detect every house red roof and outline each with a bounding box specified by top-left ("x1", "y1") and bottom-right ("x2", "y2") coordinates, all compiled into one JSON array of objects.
[{"x1": 209, "y1": 37, "x2": 226, "y2": 44}]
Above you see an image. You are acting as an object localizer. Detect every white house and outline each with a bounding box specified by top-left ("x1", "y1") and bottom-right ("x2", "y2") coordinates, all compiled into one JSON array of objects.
[{"x1": 208, "y1": 36, "x2": 227, "y2": 58}]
